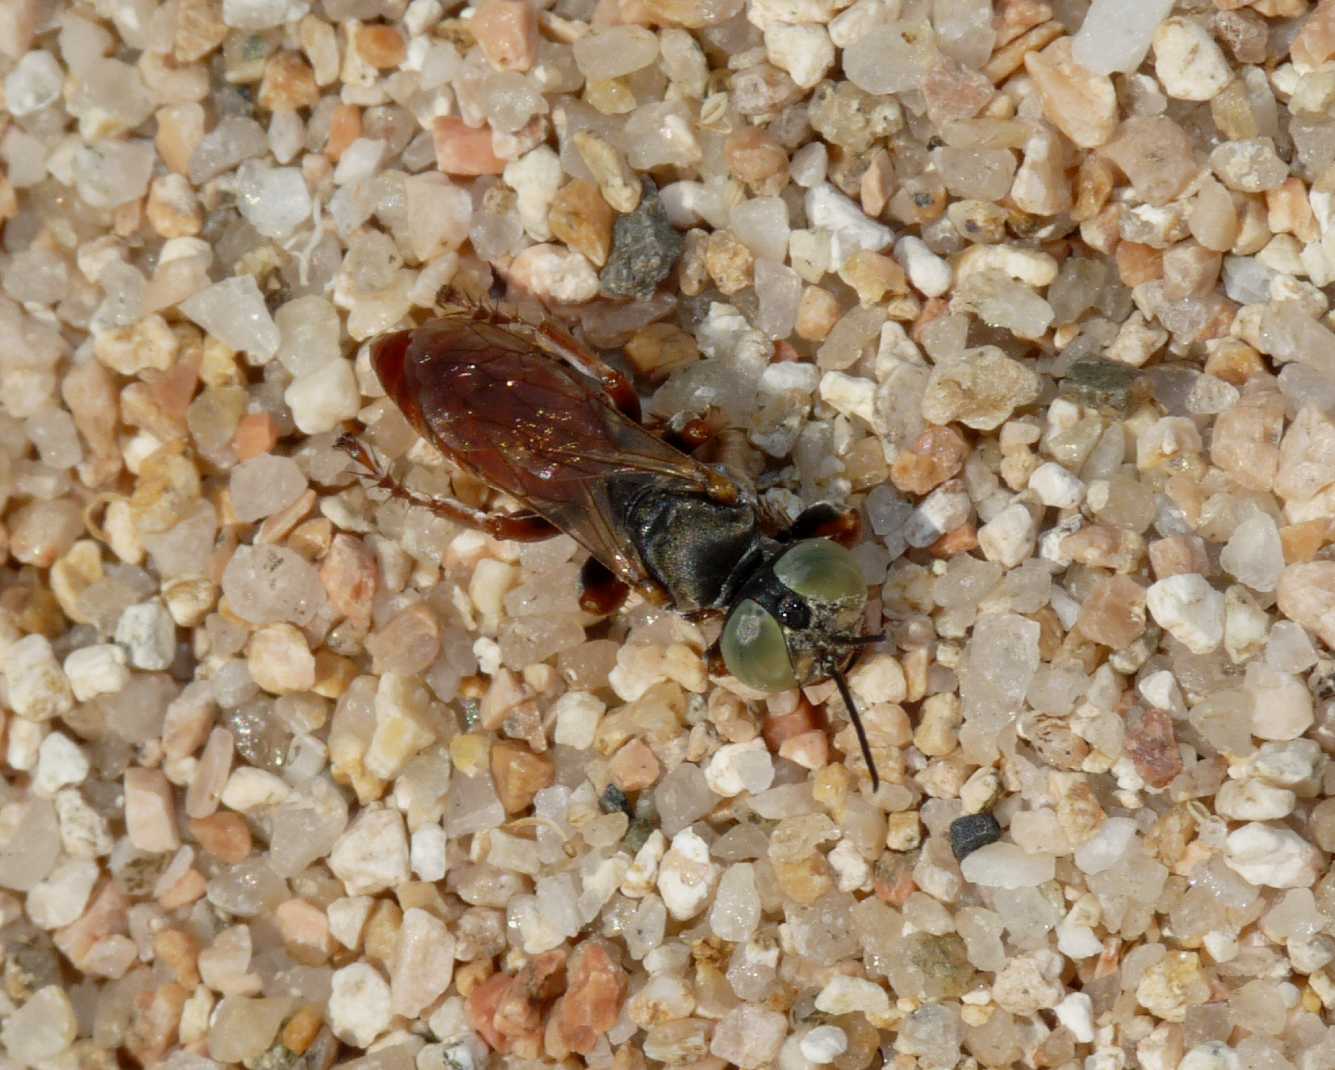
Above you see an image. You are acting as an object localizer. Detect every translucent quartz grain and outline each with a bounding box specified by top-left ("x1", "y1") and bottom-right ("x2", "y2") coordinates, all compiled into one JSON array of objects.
[
  {"x1": 843, "y1": 22, "x2": 936, "y2": 95},
  {"x1": 959, "y1": 843, "x2": 1055, "y2": 888},
  {"x1": 229, "y1": 454, "x2": 307, "y2": 523},
  {"x1": 709, "y1": 863, "x2": 760, "y2": 942},
  {"x1": 572, "y1": 26, "x2": 658, "y2": 80},
  {"x1": 0, "y1": 800, "x2": 61, "y2": 892},
  {"x1": 221, "y1": 545, "x2": 326, "y2": 627},
  {"x1": 1073, "y1": 0, "x2": 1174, "y2": 74},
  {"x1": 1, "y1": 987, "x2": 77, "y2": 1063}
]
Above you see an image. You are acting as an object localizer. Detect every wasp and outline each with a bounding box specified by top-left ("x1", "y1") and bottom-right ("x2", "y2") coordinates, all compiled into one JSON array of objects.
[{"x1": 338, "y1": 299, "x2": 884, "y2": 788}]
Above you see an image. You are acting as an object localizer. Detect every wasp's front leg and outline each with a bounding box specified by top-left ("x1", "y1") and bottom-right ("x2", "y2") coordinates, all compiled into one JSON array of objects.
[{"x1": 780, "y1": 502, "x2": 863, "y2": 547}]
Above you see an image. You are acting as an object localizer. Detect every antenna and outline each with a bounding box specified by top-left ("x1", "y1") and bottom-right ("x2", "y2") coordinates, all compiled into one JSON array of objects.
[{"x1": 832, "y1": 667, "x2": 880, "y2": 793}]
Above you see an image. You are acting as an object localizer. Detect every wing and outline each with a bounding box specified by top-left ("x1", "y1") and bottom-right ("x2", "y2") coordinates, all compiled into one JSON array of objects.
[{"x1": 374, "y1": 316, "x2": 738, "y2": 593}]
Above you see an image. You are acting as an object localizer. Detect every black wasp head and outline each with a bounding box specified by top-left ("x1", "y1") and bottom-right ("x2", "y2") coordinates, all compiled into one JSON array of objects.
[{"x1": 718, "y1": 539, "x2": 882, "y2": 788}]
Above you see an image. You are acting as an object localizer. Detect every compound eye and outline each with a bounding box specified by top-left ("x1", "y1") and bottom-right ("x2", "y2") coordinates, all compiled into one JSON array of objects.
[
  {"x1": 773, "y1": 539, "x2": 867, "y2": 607},
  {"x1": 719, "y1": 599, "x2": 798, "y2": 693}
]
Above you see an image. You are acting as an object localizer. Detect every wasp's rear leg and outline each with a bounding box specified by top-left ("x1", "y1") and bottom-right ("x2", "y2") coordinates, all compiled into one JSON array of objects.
[
  {"x1": 535, "y1": 321, "x2": 643, "y2": 424},
  {"x1": 336, "y1": 434, "x2": 558, "y2": 542},
  {"x1": 781, "y1": 503, "x2": 863, "y2": 547},
  {"x1": 578, "y1": 556, "x2": 630, "y2": 615},
  {"x1": 534, "y1": 320, "x2": 738, "y2": 509}
]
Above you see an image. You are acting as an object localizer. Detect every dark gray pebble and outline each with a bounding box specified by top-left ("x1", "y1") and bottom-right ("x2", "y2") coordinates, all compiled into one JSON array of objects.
[
  {"x1": 949, "y1": 812, "x2": 1001, "y2": 861},
  {"x1": 599, "y1": 179, "x2": 684, "y2": 300},
  {"x1": 600, "y1": 782, "x2": 631, "y2": 815},
  {"x1": 1060, "y1": 356, "x2": 1145, "y2": 415}
]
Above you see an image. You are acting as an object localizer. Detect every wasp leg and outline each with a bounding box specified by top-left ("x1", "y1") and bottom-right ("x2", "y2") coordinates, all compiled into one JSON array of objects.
[
  {"x1": 578, "y1": 556, "x2": 630, "y2": 615},
  {"x1": 531, "y1": 322, "x2": 743, "y2": 508},
  {"x1": 521, "y1": 316, "x2": 738, "y2": 511},
  {"x1": 703, "y1": 640, "x2": 726, "y2": 677},
  {"x1": 336, "y1": 434, "x2": 558, "y2": 542},
  {"x1": 534, "y1": 320, "x2": 644, "y2": 424},
  {"x1": 659, "y1": 415, "x2": 717, "y2": 453},
  {"x1": 781, "y1": 503, "x2": 863, "y2": 547},
  {"x1": 643, "y1": 406, "x2": 724, "y2": 453},
  {"x1": 640, "y1": 410, "x2": 744, "y2": 507},
  {"x1": 480, "y1": 512, "x2": 560, "y2": 542},
  {"x1": 434, "y1": 277, "x2": 510, "y2": 324},
  {"x1": 635, "y1": 580, "x2": 674, "y2": 606}
]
